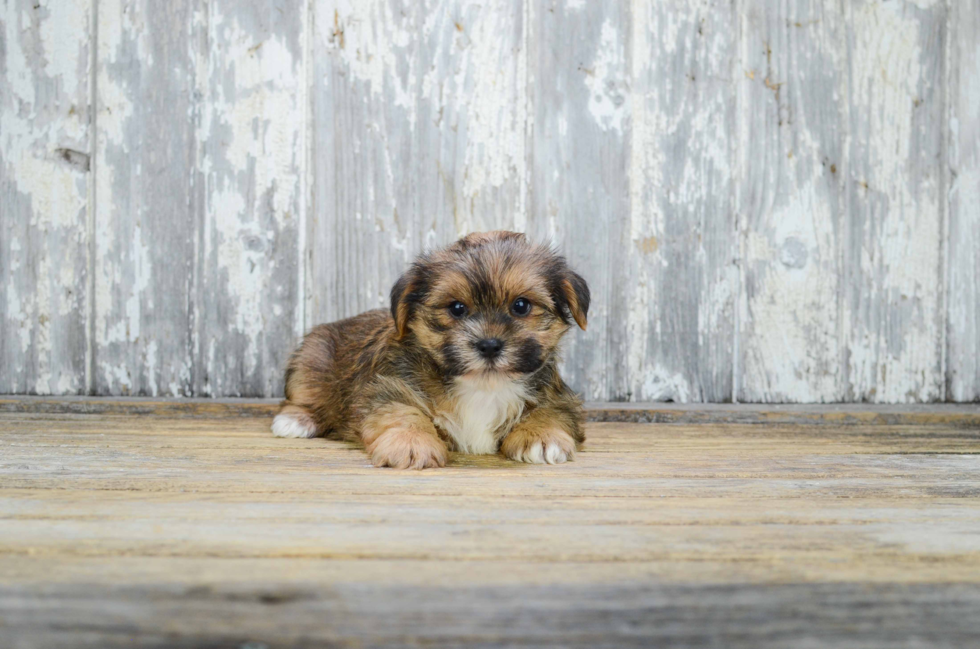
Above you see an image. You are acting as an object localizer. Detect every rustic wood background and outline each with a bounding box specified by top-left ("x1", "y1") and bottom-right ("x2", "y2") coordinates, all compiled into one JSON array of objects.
[{"x1": 1, "y1": 0, "x2": 978, "y2": 402}]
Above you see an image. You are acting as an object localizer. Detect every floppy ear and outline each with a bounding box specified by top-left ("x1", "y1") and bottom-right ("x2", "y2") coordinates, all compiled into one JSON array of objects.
[
  {"x1": 555, "y1": 268, "x2": 590, "y2": 331},
  {"x1": 390, "y1": 265, "x2": 422, "y2": 339}
]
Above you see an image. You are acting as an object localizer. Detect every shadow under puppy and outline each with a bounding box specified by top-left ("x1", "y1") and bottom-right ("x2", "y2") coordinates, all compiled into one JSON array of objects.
[{"x1": 272, "y1": 231, "x2": 590, "y2": 469}]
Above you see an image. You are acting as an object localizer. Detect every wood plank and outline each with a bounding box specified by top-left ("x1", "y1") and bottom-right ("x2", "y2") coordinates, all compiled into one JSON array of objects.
[
  {"x1": 2, "y1": 396, "x2": 979, "y2": 425},
  {"x1": 94, "y1": 0, "x2": 198, "y2": 396},
  {"x1": 310, "y1": 0, "x2": 528, "y2": 329},
  {"x1": 3, "y1": 479, "x2": 980, "y2": 564},
  {"x1": 842, "y1": 0, "x2": 946, "y2": 402},
  {"x1": 6, "y1": 420, "x2": 980, "y2": 457},
  {"x1": 737, "y1": 1, "x2": 844, "y2": 402},
  {"x1": 3, "y1": 580, "x2": 978, "y2": 649},
  {"x1": 527, "y1": 0, "x2": 631, "y2": 400},
  {"x1": 4, "y1": 556, "x2": 978, "y2": 593},
  {"x1": 0, "y1": 0, "x2": 92, "y2": 395},
  {"x1": 7, "y1": 509, "x2": 977, "y2": 564},
  {"x1": 3, "y1": 417, "x2": 980, "y2": 499},
  {"x1": 947, "y1": 1, "x2": 980, "y2": 402},
  {"x1": 629, "y1": 0, "x2": 737, "y2": 402},
  {"x1": 196, "y1": 0, "x2": 308, "y2": 397},
  {"x1": 416, "y1": 0, "x2": 528, "y2": 238},
  {"x1": 310, "y1": 0, "x2": 421, "y2": 325},
  {"x1": 2, "y1": 410, "x2": 980, "y2": 646},
  {"x1": 2, "y1": 417, "x2": 979, "y2": 558}
]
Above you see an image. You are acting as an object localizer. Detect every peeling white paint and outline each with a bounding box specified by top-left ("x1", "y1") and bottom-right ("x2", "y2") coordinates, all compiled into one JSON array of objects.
[
  {"x1": 417, "y1": 1, "x2": 527, "y2": 235},
  {"x1": 736, "y1": 2, "x2": 844, "y2": 403},
  {"x1": 946, "y1": 6, "x2": 980, "y2": 401},
  {"x1": 626, "y1": 0, "x2": 736, "y2": 402},
  {"x1": 327, "y1": 0, "x2": 417, "y2": 124},
  {"x1": 6, "y1": 282, "x2": 31, "y2": 355},
  {"x1": 201, "y1": 2, "x2": 306, "y2": 396},
  {"x1": 845, "y1": 0, "x2": 943, "y2": 402},
  {"x1": 457, "y1": 4, "x2": 527, "y2": 232},
  {"x1": 100, "y1": 361, "x2": 132, "y2": 393},
  {"x1": 639, "y1": 368, "x2": 692, "y2": 403},
  {"x1": 1, "y1": 0, "x2": 91, "y2": 395},
  {"x1": 584, "y1": 20, "x2": 629, "y2": 134},
  {"x1": 38, "y1": 0, "x2": 87, "y2": 99},
  {"x1": 742, "y1": 188, "x2": 839, "y2": 403},
  {"x1": 145, "y1": 340, "x2": 159, "y2": 396},
  {"x1": 2, "y1": 0, "x2": 973, "y2": 402}
]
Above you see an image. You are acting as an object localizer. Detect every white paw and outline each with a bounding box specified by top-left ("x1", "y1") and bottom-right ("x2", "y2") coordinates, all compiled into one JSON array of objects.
[
  {"x1": 516, "y1": 441, "x2": 572, "y2": 465},
  {"x1": 501, "y1": 428, "x2": 577, "y2": 465},
  {"x1": 271, "y1": 412, "x2": 319, "y2": 438}
]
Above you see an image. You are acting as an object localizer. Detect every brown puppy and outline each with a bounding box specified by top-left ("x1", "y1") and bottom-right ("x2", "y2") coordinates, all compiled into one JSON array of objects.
[{"x1": 271, "y1": 231, "x2": 590, "y2": 469}]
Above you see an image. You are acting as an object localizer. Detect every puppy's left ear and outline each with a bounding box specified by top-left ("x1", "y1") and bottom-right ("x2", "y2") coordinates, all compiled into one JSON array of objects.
[
  {"x1": 390, "y1": 265, "x2": 423, "y2": 339},
  {"x1": 557, "y1": 269, "x2": 590, "y2": 331}
]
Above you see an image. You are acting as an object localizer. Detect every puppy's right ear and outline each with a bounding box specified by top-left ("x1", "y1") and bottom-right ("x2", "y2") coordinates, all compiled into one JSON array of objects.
[
  {"x1": 390, "y1": 265, "x2": 421, "y2": 339},
  {"x1": 559, "y1": 270, "x2": 590, "y2": 331}
]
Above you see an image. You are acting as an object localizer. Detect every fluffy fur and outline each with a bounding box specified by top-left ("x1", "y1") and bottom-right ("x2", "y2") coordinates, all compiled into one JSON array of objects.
[
  {"x1": 272, "y1": 231, "x2": 590, "y2": 469},
  {"x1": 434, "y1": 374, "x2": 531, "y2": 454}
]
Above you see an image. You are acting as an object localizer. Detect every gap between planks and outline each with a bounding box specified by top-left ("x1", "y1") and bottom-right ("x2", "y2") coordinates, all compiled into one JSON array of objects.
[{"x1": 0, "y1": 396, "x2": 978, "y2": 426}]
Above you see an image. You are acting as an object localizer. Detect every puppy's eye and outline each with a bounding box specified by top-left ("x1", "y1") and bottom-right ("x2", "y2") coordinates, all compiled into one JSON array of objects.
[
  {"x1": 448, "y1": 301, "x2": 467, "y2": 318},
  {"x1": 511, "y1": 297, "x2": 531, "y2": 317}
]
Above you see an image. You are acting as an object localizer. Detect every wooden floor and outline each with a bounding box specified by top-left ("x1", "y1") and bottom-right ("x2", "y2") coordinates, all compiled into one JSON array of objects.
[{"x1": 2, "y1": 401, "x2": 980, "y2": 648}]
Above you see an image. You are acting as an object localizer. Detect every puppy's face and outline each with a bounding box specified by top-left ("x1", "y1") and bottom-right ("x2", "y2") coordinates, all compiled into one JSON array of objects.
[{"x1": 391, "y1": 231, "x2": 590, "y2": 380}]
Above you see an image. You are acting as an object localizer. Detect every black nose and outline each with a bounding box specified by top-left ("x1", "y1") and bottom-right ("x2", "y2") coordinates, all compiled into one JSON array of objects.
[{"x1": 475, "y1": 338, "x2": 504, "y2": 359}]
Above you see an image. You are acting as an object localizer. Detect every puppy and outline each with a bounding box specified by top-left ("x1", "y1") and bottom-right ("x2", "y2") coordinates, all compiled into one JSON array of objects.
[{"x1": 271, "y1": 231, "x2": 590, "y2": 469}]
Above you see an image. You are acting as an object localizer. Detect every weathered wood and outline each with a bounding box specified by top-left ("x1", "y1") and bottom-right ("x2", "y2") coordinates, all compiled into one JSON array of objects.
[
  {"x1": 629, "y1": 0, "x2": 736, "y2": 403},
  {"x1": 737, "y1": 1, "x2": 844, "y2": 402},
  {"x1": 197, "y1": 0, "x2": 308, "y2": 397},
  {"x1": 2, "y1": 0, "x2": 979, "y2": 404},
  {"x1": 310, "y1": 0, "x2": 421, "y2": 325},
  {"x1": 416, "y1": 0, "x2": 528, "y2": 238},
  {"x1": 0, "y1": 0, "x2": 92, "y2": 395},
  {"x1": 528, "y1": 0, "x2": 631, "y2": 401},
  {"x1": 1, "y1": 410, "x2": 980, "y2": 646},
  {"x1": 94, "y1": 0, "x2": 198, "y2": 396},
  {"x1": 947, "y1": 1, "x2": 980, "y2": 402},
  {"x1": 2, "y1": 396, "x2": 978, "y2": 426},
  {"x1": 310, "y1": 0, "x2": 527, "y2": 327},
  {"x1": 4, "y1": 420, "x2": 980, "y2": 499},
  {"x1": 842, "y1": 0, "x2": 946, "y2": 402},
  {"x1": 4, "y1": 581, "x2": 979, "y2": 649}
]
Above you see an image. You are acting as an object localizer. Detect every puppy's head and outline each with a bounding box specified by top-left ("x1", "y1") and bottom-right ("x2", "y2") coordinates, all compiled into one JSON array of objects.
[{"x1": 391, "y1": 231, "x2": 589, "y2": 379}]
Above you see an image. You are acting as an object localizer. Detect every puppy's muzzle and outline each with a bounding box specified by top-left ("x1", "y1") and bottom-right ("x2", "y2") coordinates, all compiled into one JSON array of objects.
[{"x1": 475, "y1": 338, "x2": 504, "y2": 360}]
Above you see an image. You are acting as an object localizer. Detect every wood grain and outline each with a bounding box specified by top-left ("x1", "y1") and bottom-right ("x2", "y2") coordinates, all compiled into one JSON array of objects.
[
  {"x1": 94, "y1": 0, "x2": 198, "y2": 396},
  {"x1": 842, "y1": 0, "x2": 946, "y2": 403},
  {"x1": 3, "y1": 581, "x2": 980, "y2": 648},
  {"x1": 416, "y1": 0, "x2": 528, "y2": 239},
  {"x1": 310, "y1": 0, "x2": 527, "y2": 326},
  {"x1": 1, "y1": 409, "x2": 979, "y2": 646},
  {"x1": 2, "y1": 0, "x2": 977, "y2": 404},
  {"x1": 528, "y1": 0, "x2": 631, "y2": 401},
  {"x1": 947, "y1": 1, "x2": 980, "y2": 402},
  {"x1": 197, "y1": 0, "x2": 307, "y2": 397},
  {"x1": 4, "y1": 396, "x2": 979, "y2": 426},
  {"x1": 737, "y1": 0, "x2": 844, "y2": 402},
  {"x1": 630, "y1": 0, "x2": 737, "y2": 403},
  {"x1": 0, "y1": 0, "x2": 92, "y2": 395},
  {"x1": 310, "y1": 0, "x2": 423, "y2": 326}
]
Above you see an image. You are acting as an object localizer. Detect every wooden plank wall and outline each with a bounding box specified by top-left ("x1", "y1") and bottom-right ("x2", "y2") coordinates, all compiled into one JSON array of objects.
[
  {"x1": 1, "y1": 0, "x2": 93, "y2": 395},
  {"x1": 1, "y1": 0, "x2": 977, "y2": 403}
]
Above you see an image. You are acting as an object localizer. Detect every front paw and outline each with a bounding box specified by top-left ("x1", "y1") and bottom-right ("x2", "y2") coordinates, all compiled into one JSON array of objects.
[
  {"x1": 501, "y1": 426, "x2": 576, "y2": 465},
  {"x1": 366, "y1": 427, "x2": 449, "y2": 470}
]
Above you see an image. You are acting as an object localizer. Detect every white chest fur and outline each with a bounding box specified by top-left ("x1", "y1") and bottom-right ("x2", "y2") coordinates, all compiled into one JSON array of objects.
[{"x1": 433, "y1": 375, "x2": 529, "y2": 454}]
